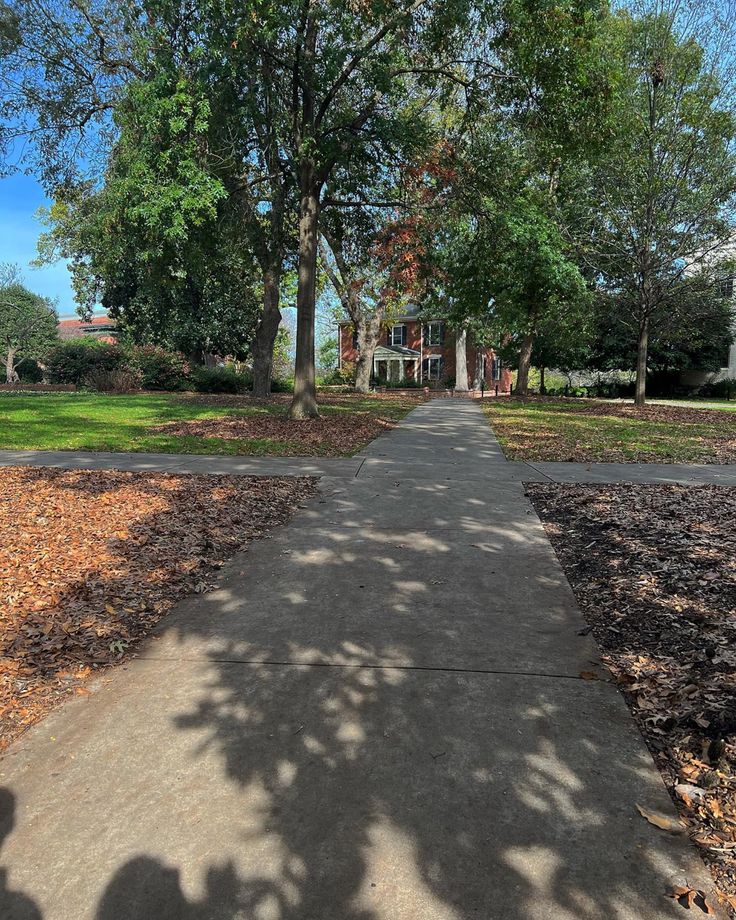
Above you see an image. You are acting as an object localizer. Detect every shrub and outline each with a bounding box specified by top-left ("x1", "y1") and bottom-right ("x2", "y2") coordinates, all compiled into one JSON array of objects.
[
  {"x1": 84, "y1": 366, "x2": 142, "y2": 393},
  {"x1": 320, "y1": 362, "x2": 356, "y2": 386},
  {"x1": 192, "y1": 365, "x2": 250, "y2": 394},
  {"x1": 131, "y1": 345, "x2": 190, "y2": 391},
  {"x1": 47, "y1": 339, "x2": 126, "y2": 385},
  {"x1": 16, "y1": 359, "x2": 44, "y2": 383},
  {"x1": 701, "y1": 377, "x2": 736, "y2": 399},
  {"x1": 270, "y1": 377, "x2": 294, "y2": 393}
]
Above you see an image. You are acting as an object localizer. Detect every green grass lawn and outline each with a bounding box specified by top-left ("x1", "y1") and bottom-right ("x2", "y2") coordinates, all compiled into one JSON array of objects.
[
  {"x1": 649, "y1": 398, "x2": 736, "y2": 412},
  {"x1": 484, "y1": 397, "x2": 736, "y2": 463},
  {"x1": 0, "y1": 391, "x2": 423, "y2": 456}
]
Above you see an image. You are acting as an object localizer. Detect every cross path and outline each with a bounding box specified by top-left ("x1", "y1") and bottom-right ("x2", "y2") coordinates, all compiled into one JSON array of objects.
[{"x1": 0, "y1": 400, "x2": 723, "y2": 919}]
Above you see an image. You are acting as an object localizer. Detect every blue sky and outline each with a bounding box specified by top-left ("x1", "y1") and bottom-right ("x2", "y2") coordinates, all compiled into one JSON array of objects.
[{"x1": 0, "y1": 173, "x2": 77, "y2": 318}]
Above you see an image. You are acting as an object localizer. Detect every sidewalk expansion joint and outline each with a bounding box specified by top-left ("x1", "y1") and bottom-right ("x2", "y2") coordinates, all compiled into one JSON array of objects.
[{"x1": 522, "y1": 461, "x2": 555, "y2": 483}]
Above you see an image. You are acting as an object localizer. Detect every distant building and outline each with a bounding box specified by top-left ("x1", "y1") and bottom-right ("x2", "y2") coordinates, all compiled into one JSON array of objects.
[
  {"x1": 57, "y1": 315, "x2": 117, "y2": 344},
  {"x1": 338, "y1": 305, "x2": 511, "y2": 390}
]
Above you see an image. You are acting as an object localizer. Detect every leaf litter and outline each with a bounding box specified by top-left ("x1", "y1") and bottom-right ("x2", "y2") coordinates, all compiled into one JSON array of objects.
[
  {"x1": 527, "y1": 483, "x2": 736, "y2": 913},
  {"x1": 0, "y1": 467, "x2": 315, "y2": 751}
]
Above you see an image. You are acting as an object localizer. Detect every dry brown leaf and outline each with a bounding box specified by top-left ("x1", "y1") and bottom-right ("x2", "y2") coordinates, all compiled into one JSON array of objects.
[
  {"x1": 636, "y1": 804, "x2": 685, "y2": 833},
  {"x1": 668, "y1": 886, "x2": 715, "y2": 913}
]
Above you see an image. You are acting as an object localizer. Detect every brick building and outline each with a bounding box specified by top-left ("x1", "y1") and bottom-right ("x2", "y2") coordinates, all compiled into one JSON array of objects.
[
  {"x1": 338, "y1": 307, "x2": 512, "y2": 391},
  {"x1": 57, "y1": 315, "x2": 118, "y2": 344}
]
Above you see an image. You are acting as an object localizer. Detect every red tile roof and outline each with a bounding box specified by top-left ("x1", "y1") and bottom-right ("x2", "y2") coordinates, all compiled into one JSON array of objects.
[{"x1": 58, "y1": 316, "x2": 117, "y2": 343}]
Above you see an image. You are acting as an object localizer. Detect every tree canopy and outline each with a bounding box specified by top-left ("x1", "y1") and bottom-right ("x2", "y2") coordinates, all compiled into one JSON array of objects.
[{"x1": 0, "y1": 264, "x2": 58, "y2": 383}]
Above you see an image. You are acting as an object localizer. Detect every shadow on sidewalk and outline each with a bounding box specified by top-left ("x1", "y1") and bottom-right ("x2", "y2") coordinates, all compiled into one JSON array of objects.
[{"x1": 0, "y1": 401, "x2": 712, "y2": 919}]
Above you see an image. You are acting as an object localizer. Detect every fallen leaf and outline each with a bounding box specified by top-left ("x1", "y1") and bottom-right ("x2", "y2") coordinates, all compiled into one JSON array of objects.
[
  {"x1": 636, "y1": 803, "x2": 684, "y2": 833},
  {"x1": 668, "y1": 885, "x2": 714, "y2": 913}
]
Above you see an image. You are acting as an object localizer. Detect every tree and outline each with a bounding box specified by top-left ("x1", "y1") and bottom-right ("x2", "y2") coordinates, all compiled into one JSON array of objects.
[
  {"x1": 589, "y1": 2, "x2": 736, "y2": 404},
  {"x1": 34, "y1": 77, "x2": 263, "y2": 362},
  {"x1": 589, "y1": 263, "x2": 735, "y2": 380},
  {"x1": 319, "y1": 197, "x2": 429, "y2": 393},
  {"x1": 317, "y1": 335, "x2": 338, "y2": 373},
  {"x1": 0, "y1": 264, "x2": 57, "y2": 383}
]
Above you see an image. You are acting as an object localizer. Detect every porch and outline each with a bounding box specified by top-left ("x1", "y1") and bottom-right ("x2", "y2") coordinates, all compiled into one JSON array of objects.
[{"x1": 372, "y1": 345, "x2": 421, "y2": 384}]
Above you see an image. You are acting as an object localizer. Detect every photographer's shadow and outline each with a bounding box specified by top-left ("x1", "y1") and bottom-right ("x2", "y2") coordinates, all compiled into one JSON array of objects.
[{"x1": 0, "y1": 789, "x2": 42, "y2": 920}]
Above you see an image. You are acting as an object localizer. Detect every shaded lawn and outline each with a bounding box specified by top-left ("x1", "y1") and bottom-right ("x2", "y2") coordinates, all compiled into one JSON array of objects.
[
  {"x1": 527, "y1": 483, "x2": 736, "y2": 909},
  {"x1": 485, "y1": 397, "x2": 736, "y2": 463},
  {"x1": 0, "y1": 391, "x2": 426, "y2": 457},
  {"x1": 0, "y1": 466, "x2": 316, "y2": 750}
]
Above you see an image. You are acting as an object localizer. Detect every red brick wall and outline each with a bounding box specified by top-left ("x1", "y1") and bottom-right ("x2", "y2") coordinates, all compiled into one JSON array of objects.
[{"x1": 338, "y1": 321, "x2": 512, "y2": 391}]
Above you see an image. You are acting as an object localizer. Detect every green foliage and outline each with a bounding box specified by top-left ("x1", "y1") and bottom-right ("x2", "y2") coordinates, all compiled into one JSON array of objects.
[
  {"x1": 16, "y1": 357, "x2": 43, "y2": 382},
  {"x1": 702, "y1": 378, "x2": 736, "y2": 399},
  {"x1": 317, "y1": 335, "x2": 338, "y2": 372},
  {"x1": 35, "y1": 71, "x2": 262, "y2": 359},
  {"x1": 585, "y1": 5, "x2": 736, "y2": 399},
  {"x1": 272, "y1": 327, "x2": 293, "y2": 380},
  {"x1": 83, "y1": 364, "x2": 142, "y2": 393},
  {"x1": 192, "y1": 366, "x2": 251, "y2": 394},
  {"x1": 46, "y1": 339, "x2": 126, "y2": 385},
  {"x1": 0, "y1": 270, "x2": 58, "y2": 380},
  {"x1": 130, "y1": 345, "x2": 190, "y2": 391}
]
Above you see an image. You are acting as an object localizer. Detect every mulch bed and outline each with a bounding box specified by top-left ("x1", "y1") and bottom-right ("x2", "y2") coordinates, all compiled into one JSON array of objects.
[
  {"x1": 149, "y1": 413, "x2": 396, "y2": 455},
  {"x1": 527, "y1": 483, "x2": 736, "y2": 911},
  {"x1": 0, "y1": 467, "x2": 315, "y2": 751}
]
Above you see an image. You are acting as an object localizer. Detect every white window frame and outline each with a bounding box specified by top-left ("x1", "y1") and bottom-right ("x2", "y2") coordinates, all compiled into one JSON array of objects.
[
  {"x1": 389, "y1": 324, "x2": 406, "y2": 347},
  {"x1": 424, "y1": 322, "x2": 443, "y2": 347},
  {"x1": 425, "y1": 355, "x2": 443, "y2": 381}
]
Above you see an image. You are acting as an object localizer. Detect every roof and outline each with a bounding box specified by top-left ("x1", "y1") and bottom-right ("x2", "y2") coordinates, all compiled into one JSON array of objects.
[
  {"x1": 338, "y1": 304, "x2": 425, "y2": 325},
  {"x1": 58, "y1": 316, "x2": 117, "y2": 341},
  {"x1": 373, "y1": 344, "x2": 421, "y2": 358}
]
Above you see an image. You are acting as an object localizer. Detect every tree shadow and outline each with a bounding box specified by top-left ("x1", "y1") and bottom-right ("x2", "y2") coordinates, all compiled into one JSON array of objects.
[{"x1": 0, "y1": 402, "x2": 713, "y2": 919}]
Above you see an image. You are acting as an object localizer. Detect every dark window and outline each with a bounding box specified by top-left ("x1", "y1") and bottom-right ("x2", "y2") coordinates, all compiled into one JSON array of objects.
[
  {"x1": 352, "y1": 329, "x2": 359, "y2": 349},
  {"x1": 422, "y1": 355, "x2": 445, "y2": 381},
  {"x1": 720, "y1": 277, "x2": 735, "y2": 299},
  {"x1": 389, "y1": 324, "x2": 407, "y2": 347},
  {"x1": 491, "y1": 356, "x2": 501, "y2": 381},
  {"x1": 423, "y1": 322, "x2": 444, "y2": 347}
]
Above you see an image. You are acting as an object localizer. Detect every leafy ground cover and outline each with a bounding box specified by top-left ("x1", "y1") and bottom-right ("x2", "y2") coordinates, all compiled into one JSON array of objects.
[
  {"x1": 0, "y1": 391, "x2": 426, "y2": 457},
  {"x1": 485, "y1": 397, "x2": 736, "y2": 463},
  {"x1": 527, "y1": 483, "x2": 736, "y2": 911},
  {"x1": 0, "y1": 467, "x2": 316, "y2": 750}
]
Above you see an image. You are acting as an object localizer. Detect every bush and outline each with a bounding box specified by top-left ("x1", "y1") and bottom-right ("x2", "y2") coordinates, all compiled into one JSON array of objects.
[
  {"x1": 192, "y1": 365, "x2": 250, "y2": 394},
  {"x1": 270, "y1": 377, "x2": 294, "y2": 393},
  {"x1": 320, "y1": 362, "x2": 356, "y2": 386},
  {"x1": 84, "y1": 366, "x2": 142, "y2": 393},
  {"x1": 131, "y1": 345, "x2": 190, "y2": 391},
  {"x1": 47, "y1": 339, "x2": 126, "y2": 385},
  {"x1": 16, "y1": 359, "x2": 44, "y2": 383},
  {"x1": 700, "y1": 377, "x2": 736, "y2": 399}
]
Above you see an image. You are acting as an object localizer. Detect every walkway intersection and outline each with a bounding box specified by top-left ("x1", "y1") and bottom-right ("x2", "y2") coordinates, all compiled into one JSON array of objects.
[{"x1": 0, "y1": 399, "x2": 724, "y2": 919}]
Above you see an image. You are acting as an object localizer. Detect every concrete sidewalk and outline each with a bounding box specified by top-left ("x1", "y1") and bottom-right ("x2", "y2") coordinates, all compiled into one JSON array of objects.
[
  {"x1": 0, "y1": 400, "x2": 722, "y2": 919},
  {"x1": 3, "y1": 444, "x2": 736, "y2": 484}
]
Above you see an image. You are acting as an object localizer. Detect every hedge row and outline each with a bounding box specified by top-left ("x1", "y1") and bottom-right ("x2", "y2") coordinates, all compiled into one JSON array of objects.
[{"x1": 38, "y1": 339, "x2": 292, "y2": 393}]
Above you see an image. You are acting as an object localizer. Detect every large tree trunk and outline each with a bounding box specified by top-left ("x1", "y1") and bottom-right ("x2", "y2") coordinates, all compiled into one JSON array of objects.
[
  {"x1": 288, "y1": 169, "x2": 320, "y2": 419},
  {"x1": 5, "y1": 348, "x2": 17, "y2": 384},
  {"x1": 516, "y1": 332, "x2": 534, "y2": 396},
  {"x1": 354, "y1": 314, "x2": 382, "y2": 393},
  {"x1": 472, "y1": 350, "x2": 484, "y2": 390},
  {"x1": 251, "y1": 270, "x2": 282, "y2": 397},
  {"x1": 454, "y1": 327, "x2": 469, "y2": 391},
  {"x1": 635, "y1": 315, "x2": 649, "y2": 407}
]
